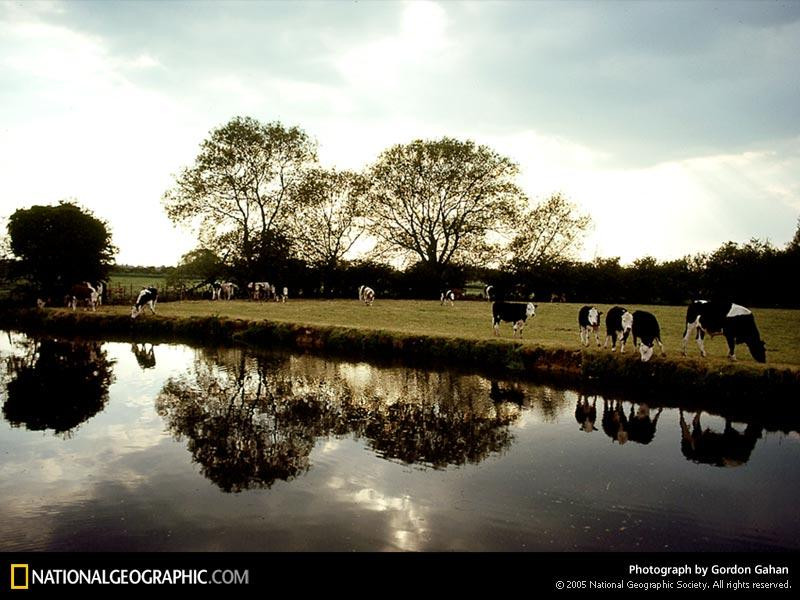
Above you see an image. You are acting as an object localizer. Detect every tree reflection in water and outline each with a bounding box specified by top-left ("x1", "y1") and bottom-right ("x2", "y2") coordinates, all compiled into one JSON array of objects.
[
  {"x1": 155, "y1": 348, "x2": 549, "y2": 492},
  {"x1": 2, "y1": 337, "x2": 115, "y2": 436}
]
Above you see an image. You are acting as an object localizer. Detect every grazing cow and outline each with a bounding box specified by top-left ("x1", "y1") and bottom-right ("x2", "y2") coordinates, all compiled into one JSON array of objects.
[
  {"x1": 359, "y1": 285, "x2": 375, "y2": 306},
  {"x1": 280, "y1": 286, "x2": 288, "y2": 303},
  {"x1": 492, "y1": 301, "x2": 536, "y2": 337},
  {"x1": 484, "y1": 285, "x2": 495, "y2": 302},
  {"x1": 682, "y1": 300, "x2": 766, "y2": 363},
  {"x1": 440, "y1": 289, "x2": 455, "y2": 306},
  {"x1": 679, "y1": 410, "x2": 762, "y2": 467},
  {"x1": 248, "y1": 281, "x2": 270, "y2": 301},
  {"x1": 220, "y1": 282, "x2": 238, "y2": 300},
  {"x1": 604, "y1": 306, "x2": 633, "y2": 352},
  {"x1": 578, "y1": 306, "x2": 603, "y2": 347},
  {"x1": 131, "y1": 287, "x2": 158, "y2": 319},
  {"x1": 210, "y1": 281, "x2": 222, "y2": 300},
  {"x1": 69, "y1": 282, "x2": 99, "y2": 311},
  {"x1": 631, "y1": 310, "x2": 665, "y2": 362}
]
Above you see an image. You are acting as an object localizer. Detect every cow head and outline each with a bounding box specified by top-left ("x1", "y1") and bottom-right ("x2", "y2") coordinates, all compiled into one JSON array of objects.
[
  {"x1": 526, "y1": 303, "x2": 537, "y2": 318},
  {"x1": 747, "y1": 339, "x2": 767, "y2": 363},
  {"x1": 588, "y1": 307, "x2": 601, "y2": 327},
  {"x1": 639, "y1": 343, "x2": 654, "y2": 362},
  {"x1": 621, "y1": 311, "x2": 633, "y2": 334},
  {"x1": 130, "y1": 305, "x2": 141, "y2": 319}
]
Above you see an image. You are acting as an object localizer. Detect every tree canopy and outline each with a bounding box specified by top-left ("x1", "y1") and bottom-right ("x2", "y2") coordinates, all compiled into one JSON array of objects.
[
  {"x1": 7, "y1": 202, "x2": 116, "y2": 297},
  {"x1": 162, "y1": 116, "x2": 317, "y2": 279},
  {"x1": 290, "y1": 167, "x2": 368, "y2": 270},
  {"x1": 367, "y1": 137, "x2": 525, "y2": 275},
  {"x1": 506, "y1": 192, "x2": 591, "y2": 269}
]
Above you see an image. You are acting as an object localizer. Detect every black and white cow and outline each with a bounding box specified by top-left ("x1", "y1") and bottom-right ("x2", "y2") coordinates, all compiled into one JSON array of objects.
[
  {"x1": 440, "y1": 289, "x2": 455, "y2": 306},
  {"x1": 578, "y1": 305, "x2": 603, "y2": 347},
  {"x1": 358, "y1": 285, "x2": 375, "y2": 306},
  {"x1": 631, "y1": 310, "x2": 665, "y2": 362},
  {"x1": 604, "y1": 306, "x2": 633, "y2": 352},
  {"x1": 682, "y1": 300, "x2": 766, "y2": 363},
  {"x1": 68, "y1": 282, "x2": 99, "y2": 311},
  {"x1": 492, "y1": 301, "x2": 536, "y2": 337},
  {"x1": 279, "y1": 286, "x2": 288, "y2": 303},
  {"x1": 131, "y1": 287, "x2": 158, "y2": 319}
]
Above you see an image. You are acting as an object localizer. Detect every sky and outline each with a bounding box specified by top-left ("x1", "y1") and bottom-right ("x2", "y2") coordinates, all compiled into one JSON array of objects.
[{"x1": 1, "y1": 0, "x2": 799, "y2": 266}]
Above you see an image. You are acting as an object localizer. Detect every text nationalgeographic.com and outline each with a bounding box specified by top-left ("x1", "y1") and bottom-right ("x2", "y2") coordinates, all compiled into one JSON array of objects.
[{"x1": 11, "y1": 566, "x2": 249, "y2": 587}]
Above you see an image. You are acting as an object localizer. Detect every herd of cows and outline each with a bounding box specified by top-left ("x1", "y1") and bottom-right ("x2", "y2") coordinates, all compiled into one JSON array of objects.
[{"x1": 60, "y1": 279, "x2": 767, "y2": 364}]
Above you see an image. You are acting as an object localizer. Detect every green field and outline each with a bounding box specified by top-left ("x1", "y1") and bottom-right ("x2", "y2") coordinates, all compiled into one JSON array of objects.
[{"x1": 97, "y1": 299, "x2": 800, "y2": 369}]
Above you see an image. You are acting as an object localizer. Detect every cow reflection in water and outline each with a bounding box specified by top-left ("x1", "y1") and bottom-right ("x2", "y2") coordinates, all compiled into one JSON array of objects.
[
  {"x1": 156, "y1": 349, "x2": 523, "y2": 492},
  {"x1": 2, "y1": 338, "x2": 115, "y2": 436},
  {"x1": 679, "y1": 409, "x2": 762, "y2": 467},
  {"x1": 131, "y1": 343, "x2": 156, "y2": 370},
  {"x1": 627, "y1": 403, "x2": 663, "y2": 445},
  {"x1": 601, "y1": 400, "x2": 662, "y2": 445},
  {"x1": 602, "y1": 400, "x2": 629, "y2": 444},
  {"x1": 574, "y1": 395, "x2": 597, "y2": 432}
]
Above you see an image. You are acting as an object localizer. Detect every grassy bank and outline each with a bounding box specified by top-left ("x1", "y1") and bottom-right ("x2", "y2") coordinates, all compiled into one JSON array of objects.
[{"x1": 2, "y1": 301, "x2": 799, "y2": 402}]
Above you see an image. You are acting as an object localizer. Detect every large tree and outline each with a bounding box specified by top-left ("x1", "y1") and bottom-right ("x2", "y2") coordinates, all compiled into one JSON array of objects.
[
  {"x1": 7, "y1": 202, "x2": 116, "y2": 297},
  {"x1": 505, "y1": 192, "x2": 591, "y2": 269},
  {"x1": 290, "y1": 167, "x2": 368, "y2": 272},
  {"x1": 162, "y1": 116, "x2": 317, "y2": 278},
  {"x1": 367, "y1": 138, "x2": 525, "y2": 275}
]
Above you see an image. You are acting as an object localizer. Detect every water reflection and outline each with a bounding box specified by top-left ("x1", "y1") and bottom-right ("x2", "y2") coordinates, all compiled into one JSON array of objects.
[
  {"x1": 2, "y1": 337, "x2": 115, "y2": 436},
  {"x1": 131, "y1": 343, "x2": 156, "y2": 370},
  {"x1": 155, "y1": 348, "x2": 526, "y2": 492},
  {"x1": 574, "y1": 395, "x2": 597, "y2": 433},
  {"x1": 679, "y1": 409, "x2": 762, "y2": 467}
]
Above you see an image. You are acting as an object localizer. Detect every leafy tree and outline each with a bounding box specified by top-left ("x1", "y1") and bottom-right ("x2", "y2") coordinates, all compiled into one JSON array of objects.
[
  {"x1": 162, "y1": 116, "x2": 317, "y2": 278},
  {"x1": 506, "y1": 192, "x2": 591, "y2": 270},
  {"x1": 367, "y1": 137, "x2": 524, "y2": 277},
  {"x1": 7, "y1": 202, "x2": 116, "y2": 298},
  {"x1": 790, "y1": 216, "x2": 800, "y2": 251},
  {"x1": 290, "y1": 168, "x2": 368, "y2": 278}
]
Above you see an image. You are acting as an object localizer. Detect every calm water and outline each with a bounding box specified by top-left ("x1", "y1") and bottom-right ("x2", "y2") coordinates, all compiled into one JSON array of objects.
[{"x1": 1, "y1": 331, "x2": 798, "y2": 552}]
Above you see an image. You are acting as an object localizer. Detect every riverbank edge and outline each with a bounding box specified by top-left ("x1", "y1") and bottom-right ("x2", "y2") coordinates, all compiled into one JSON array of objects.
[{"x1": 2, "y1": 308, "x2": 799, "y2": 402}]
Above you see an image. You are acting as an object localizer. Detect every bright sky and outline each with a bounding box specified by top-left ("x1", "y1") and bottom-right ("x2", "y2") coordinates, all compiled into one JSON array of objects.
[{"x1": 1, "y1": 0, "x2": 798, "y2": 266}]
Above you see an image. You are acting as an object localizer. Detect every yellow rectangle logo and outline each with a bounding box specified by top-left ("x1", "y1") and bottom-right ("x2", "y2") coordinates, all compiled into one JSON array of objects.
[{"x1": 10, "y1": 564, "x2": 29, "y2": 590}]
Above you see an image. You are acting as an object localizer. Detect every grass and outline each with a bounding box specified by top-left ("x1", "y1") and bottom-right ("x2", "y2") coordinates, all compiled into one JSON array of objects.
[{"x1": 92, "y1": 299, "x2": 800, "y2": 370}]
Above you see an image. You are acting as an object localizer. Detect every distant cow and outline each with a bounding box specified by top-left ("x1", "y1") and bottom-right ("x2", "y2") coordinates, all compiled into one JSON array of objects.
[
  {"x1": 492, "y1": 301, "x2": 536, "y2": 337},
  {"x1": 221, "y1": 282, "x2": 237, "y2": 300},
  {"x1": 682, "y1": 300, "x2": 766, "y2": 363},
  {"x1": 68, "y1": 282, "x2": 99, "y2": 311},
  {"x1": 440, "y1": 289, "x2": 455, "y2": 306},
  {"x1": 359, "y1": 285, "x2": 375, "y2": 306},
  {"x1": 578, "y1": 306, "x2": 603, "y2": 347},
  {"x1": 280, "y1": 286, "x2": 288, "y2": 302},
  {"x1": 604, "y1": 306, "x2": 633, "y2": 352},
  {"x1": 631, "y1": 310, "x2": 665, "y2": 362},
  {"x1": 248, "y1": 281, "x2": 270, "y2": 301},
  {"x1": 131, "y1": 287, "x2": 158, "y2": 319}
]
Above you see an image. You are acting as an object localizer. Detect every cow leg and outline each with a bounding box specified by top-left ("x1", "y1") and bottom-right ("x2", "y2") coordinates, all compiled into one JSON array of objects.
[
  {"x1": 493, "y1": 319, "x2": 499, "y2": 336},
  {"x1": 725, "y1": 334, "x2": 736, "y2": 360},
  {"x1": 657, "y1": 337, "x2": 665, "y2": 356},
  {"x1": 696, "y1": 329, "x2": 707, "y2": 357},
  {"x1": 516, "y1": 320, "x2": 525, "y2": 337},
  {"x1": 682, "y1": 322, "x2": 694, "y2": 356},
  {"x1": 610, "y1": 332, "x2": 618, "y2": 352},
  {"x1": 619, "y1": 331, "x2": 626, "y2": 353},
  {"x1": 580, "y1": 326, "x2": 586, "y2": 346},
  {"x1": 149, "y1": 300, "x2": 157, "y2": 315},
  {"x1": 594, "y1": 327, "x2": 601, "y2": 347}
]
